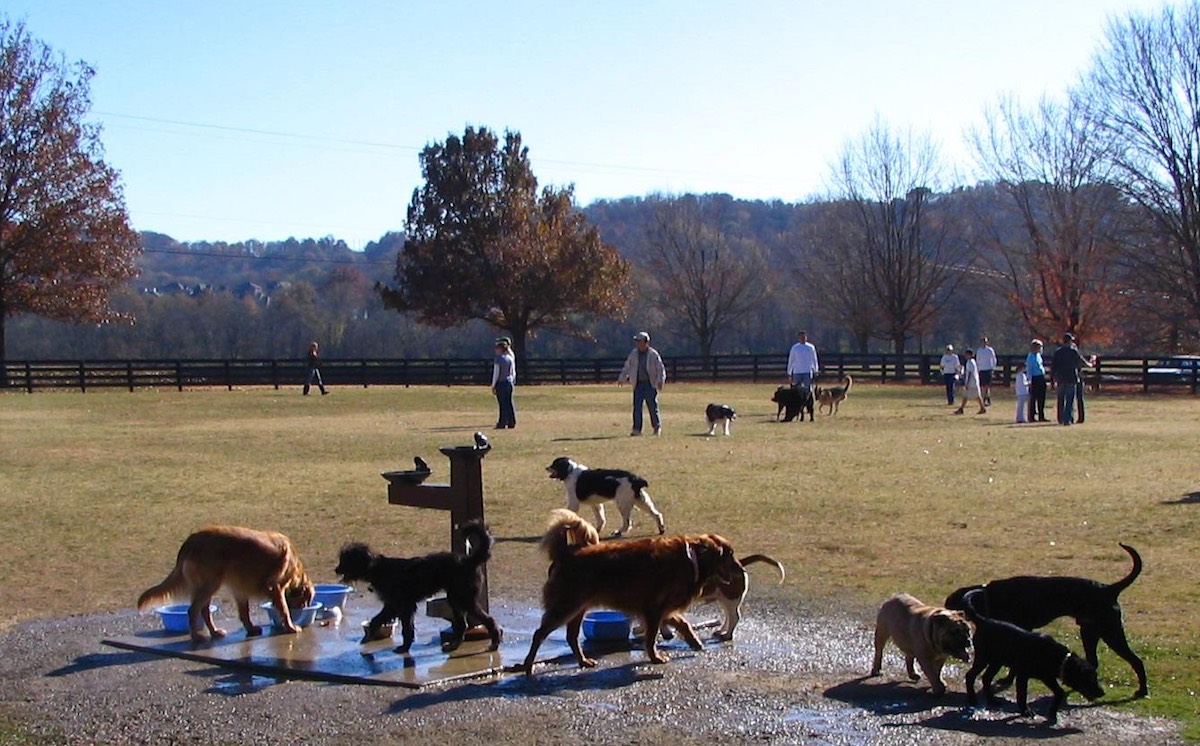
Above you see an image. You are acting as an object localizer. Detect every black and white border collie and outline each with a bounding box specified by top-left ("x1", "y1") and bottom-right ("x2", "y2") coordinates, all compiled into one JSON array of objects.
[
  {"x1": 545, "y1": 456, "x2": 666, "y2": 537},
  {"x1": 705, "y1": 403, "x2": 737, "y2": 436}
]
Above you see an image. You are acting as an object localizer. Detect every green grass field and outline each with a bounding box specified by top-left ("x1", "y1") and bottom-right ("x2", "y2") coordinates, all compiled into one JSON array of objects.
[{"x1": 1, "y1": 383, "x2": 1197, "y2": 738}]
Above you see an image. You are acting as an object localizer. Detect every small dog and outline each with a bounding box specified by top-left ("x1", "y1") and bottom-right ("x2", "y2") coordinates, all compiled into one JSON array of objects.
[
  {"x1": 137, "y1": 526, "x2": 314, "y2": 643},
  {"x1": 705, "y1": 403, "x2": 737, "y2": 436},
  {"x1": 667, "y1": 554, "x2": 785, "y2": 642},
  {"x1": 945, "y1": 543, "x2": 1147, "y2": 697},
  {"x1": 522, "y1": 509, "x2": 740, "y2": 676},
  {"x1": 816, "y1": 375, "x2": 853, "y2": 415},
  {"x1": 334, "y1": 520, "x2": 502, "y2": 654},
  {"x1": 961, "y1": 590, "x2": 1105, "y2": 724},
  {"x1": 869, "y1": 593, "x2": 974, "y2": 696},
  {"x1": 545, "y1": 456, "x2": 666, "y2": 536},
  {"x1": 772, "y1": 384, "x2": 814, "y2": 422}
]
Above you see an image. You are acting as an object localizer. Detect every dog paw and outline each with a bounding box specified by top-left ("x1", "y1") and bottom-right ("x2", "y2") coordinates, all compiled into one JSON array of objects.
[
  {"x1": 1134, "y1": 687, "x2": 1149, "y2": 699},
  {"x1": 210, "y1": 627, "x2": 228, "y2": 639},
  {"x1": 649, "y1": 654, "x2": 669, "y2": 664},
  {"x1": 394, "y1": 643, "x2": 413, "y2": 654},
  {"x1": 580, "y1": 657, "x2": 597, "y2": 668},
  {"x1": 245, "y1": 625, "x2": 263, "y2": 638},
  {"x1": 714, "y1": 632, "x2": 733, "y2": 642}
]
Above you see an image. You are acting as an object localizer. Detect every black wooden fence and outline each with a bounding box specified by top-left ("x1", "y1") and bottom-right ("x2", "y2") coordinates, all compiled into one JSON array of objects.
[{"x1": 3, "y1": 354, "x2": 1197, "y2": 393}]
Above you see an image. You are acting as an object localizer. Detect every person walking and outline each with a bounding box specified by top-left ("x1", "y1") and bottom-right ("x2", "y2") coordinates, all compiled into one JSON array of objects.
[
  {"x1": 491, "y1": 336, "x2": 517, "y2": 429},
  {"x1": 303, "y1": 341, "x2": 328, "y2": 396},
  {"x1": 976, "y1": 336, "x2": 997, "y2": 406},
  {"x1": 1051, "y1": 332, "x2": 1087, "y2": 425},
  {"x1": 1026, "y1": 339, "x2": 1047, "y2": 422},
  {"x1": 618, "y1": 331, "x2": 666, "y2": 436},
  {"x1": 1014, "y1": 362, "x2": 1030, "y2": 423},
  {"x1": 939, "y1": 344, "x2": 963, "y2": 405},
  {"x1": 786, "y1": 330, "x2": 819, "y2": 388},
  {"x1": 954, "y1": 349, "x2": 987, "y2": 415}
]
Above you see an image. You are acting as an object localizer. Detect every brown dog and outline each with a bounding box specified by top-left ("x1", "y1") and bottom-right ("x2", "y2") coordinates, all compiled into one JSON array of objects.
[
  {"x1": 523, "y1": 509, "x2": 740, "y2": 675},
  {"x1": 870, "y1": 592, "x2": 974, "y2": 696},
  {"x1": 673, "y1": 554, "x2": 784, "y2": 641},
  {"x1": 137, "y1": 526, "x2": 315, "y2": 643},
  {"x1": 817, "y1": 374, "x2": 853, "y2": 415}
]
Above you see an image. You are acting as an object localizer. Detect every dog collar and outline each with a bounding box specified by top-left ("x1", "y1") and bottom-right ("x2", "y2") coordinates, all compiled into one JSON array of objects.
[{"x1": 685, "y1": 542, "x2": 699, "y2": 583}]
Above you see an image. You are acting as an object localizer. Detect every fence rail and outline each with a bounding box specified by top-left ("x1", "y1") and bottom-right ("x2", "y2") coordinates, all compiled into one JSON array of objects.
[{"x1": 2, "y1": 354, "x2": 1197, "y2": 393}]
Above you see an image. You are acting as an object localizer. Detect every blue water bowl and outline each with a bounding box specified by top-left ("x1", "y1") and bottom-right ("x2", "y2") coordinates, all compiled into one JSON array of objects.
[
  {"x1": 261, "y1": 601, "x2": 323, "y2": 629},
  {"x1": 582, "y1": 610, "x2": 631, "y2": 641},
  {"x1": 155, "y1": 603, "x2": 216, "y2": 634},
  {"x1": 312, "y1": 583, "x2": 353, "y2": 614}
]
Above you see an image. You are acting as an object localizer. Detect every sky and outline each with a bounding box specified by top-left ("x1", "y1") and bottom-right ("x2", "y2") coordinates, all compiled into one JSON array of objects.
[{"x1": 4, "y1": 0, "x2": 1170, "y2": 247}]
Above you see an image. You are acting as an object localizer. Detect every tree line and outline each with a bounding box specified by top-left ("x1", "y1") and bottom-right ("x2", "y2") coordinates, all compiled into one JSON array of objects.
[{"x1": 3, "y1": 4, "x2": 1200, "y2": 369}]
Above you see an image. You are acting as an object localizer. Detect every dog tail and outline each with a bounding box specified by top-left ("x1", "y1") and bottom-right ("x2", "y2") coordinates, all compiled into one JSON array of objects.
[
  {"x1": 842, "y1": 375, "x2": 853, "y2": 391},
  {"x1": 738, "y1": 554, "x2": 785, "y2": 585},
  {"x1": 137, "y1": 564, "x2": 187, "y2": 611},
  {"x1": 1107, "y1": 543, "x2": 1143, "y2": 596},
  {"x1": 458, "y1": 520, "x2": 494, "y2": 570},
  {"x1": 959, "y1": 588, "x2": 987, "y2": 622},
  {"x1": 539, "y1": 508, "x2": 599, "y2": 562},
  {"x1": 632, "y1": 477, "x2": 652, "y2": 502}
]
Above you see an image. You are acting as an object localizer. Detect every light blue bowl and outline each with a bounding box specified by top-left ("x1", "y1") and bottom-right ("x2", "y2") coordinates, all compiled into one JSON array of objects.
[
  {"x1": 261, "y1": 601, "x2": 322, "y2": 629},
  {"x1": 155, "y1": 603, "x2": 216, "y2": 634},
  {"x1": 582, "y1": 610, "x2": 631, "y2": 641},
  {"x1": 312, "y1": 583, "x2": 353, "y2": 612}
]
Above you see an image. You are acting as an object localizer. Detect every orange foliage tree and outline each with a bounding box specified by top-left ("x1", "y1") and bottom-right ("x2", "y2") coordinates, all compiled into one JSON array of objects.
[{"x1": 0, "y1": 20, "x2": 140, "y2": 375}]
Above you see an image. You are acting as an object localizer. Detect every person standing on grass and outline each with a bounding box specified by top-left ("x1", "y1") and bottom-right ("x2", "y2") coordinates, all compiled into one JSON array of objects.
[
  {"x1": 786, "y1": 330, "x2": 819, "y2": 388},
  {"x1": 303, "y1": 341, "x2": 328, "y2": 396},
  {"x1": 1026, "y1": 339, "x2": 1047, "y2": 422},
  {"x1": 491, "y1": 337, "x2": 517, "y2": 429},
  {"x1": 939, "y1": 344, "x2": 963, "y2": 405},
  {"x1": 1014, "y1": 362, "x2": 1030, "y2": 423},
  {"x1": 954, "y1": 349, "x2": 987, "y2": 415},
  {"x1": 977, "y1": 335, "x2": 997, "y2": 406},
  {"x1": 618, "y1": 331, "x2": 665, "y2": 436},
  {"x1": 1052, "y1": 332, "x2": 1088, "y2": 425}
]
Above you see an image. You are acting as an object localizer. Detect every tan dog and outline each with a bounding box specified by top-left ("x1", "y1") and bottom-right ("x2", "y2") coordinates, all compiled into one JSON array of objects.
[
  {"x1": 870, "y1": 592, "x2": 974, "y2": 696},
  {"x1": 663, "y1": 554, "x2": 784, "y2": 642},
  {"x1": 523, "y1": 509, "x2": 740, "y2": 675},
  {"x1": 137, "y1": 526, "x2": 314, "y2": 643},
  {"x1": 816, "y1": 375, "x2": 852, "y2": 415}
]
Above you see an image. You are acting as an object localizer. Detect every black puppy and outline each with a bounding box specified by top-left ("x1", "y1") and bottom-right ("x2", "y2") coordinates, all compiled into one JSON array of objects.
[
  {"x1": 961, "y1": 590, "x2": 1104, "y2": 724},
  {"x1": 945, "y1": 543, "x2": 1147, "y2": 697},
  {"x1": 334, "y1": 520, "x2": 503, "y2": 654},
  {"x1": 772, "y1": 384, "x2": 813, "y2": 422}
]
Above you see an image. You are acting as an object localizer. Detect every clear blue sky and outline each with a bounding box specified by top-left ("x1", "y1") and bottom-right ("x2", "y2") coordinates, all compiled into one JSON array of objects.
[{"x1": 5, "y1": 0, "x2": 1167, "y2": 247}]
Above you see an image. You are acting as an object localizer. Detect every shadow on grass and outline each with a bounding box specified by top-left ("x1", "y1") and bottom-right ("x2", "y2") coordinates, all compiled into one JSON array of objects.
[
  {"x1": 1162, "y1": 491, "x2": 1200, "y2": 505},
  {"x1": 827, "y1": 676, "x2": 1084, "y2": 738},
  {"x1": 549, "y1": 435, "x2": 621, "y2": 442},
  {"x1": 494, "y1": 535, "x2": 541, "y2": 544},
  {"x1": 385, "y1": 661, "x2": 663, "y2": 714},
  {"x1": 47, "y1": 650, "x2": 158, "y2": 677}
]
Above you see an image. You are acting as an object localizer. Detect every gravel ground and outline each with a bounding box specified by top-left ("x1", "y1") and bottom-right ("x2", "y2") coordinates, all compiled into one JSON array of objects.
[{"x1": 0, "y1": 599, "x2": 1181, "y2": 746}]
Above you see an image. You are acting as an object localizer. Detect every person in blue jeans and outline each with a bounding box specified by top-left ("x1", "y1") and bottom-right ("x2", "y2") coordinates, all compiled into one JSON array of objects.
[
  {"x1": 1051, "y1": 332, "x2": 1087, "y2": 425},
  {"x1": 617, "y1": 331, "x2": 666, "y2": 436},
  {"x1": 491, "y1": 337, "x2": 517, "y2": 429}
]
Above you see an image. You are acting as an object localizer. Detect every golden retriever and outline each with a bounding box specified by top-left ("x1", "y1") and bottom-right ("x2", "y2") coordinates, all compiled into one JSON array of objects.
[
  {"x1": 137, "y1": 526, "x2": 314, "y2": 643},
  {"x1": 522, "y1": 509, "x2": 739, "y2": 675}
]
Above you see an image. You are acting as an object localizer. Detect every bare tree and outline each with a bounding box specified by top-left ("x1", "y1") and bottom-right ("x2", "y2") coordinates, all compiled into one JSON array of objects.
[
  {"x1": 1083, "y1": 2, "x2": 1200, "y2": 341},
  {"x1": 794, "y1": 200, "x2": 880, "y2": 353},
  {"x1": 642, "y1": 194, "x2": 768, "y2": 357},
  {"x1": 830, "y1": 120, "x2": 964, "y2": 353},
  {"x1": 971, "y1": 95, "x2": 1131, "y2": 344}
]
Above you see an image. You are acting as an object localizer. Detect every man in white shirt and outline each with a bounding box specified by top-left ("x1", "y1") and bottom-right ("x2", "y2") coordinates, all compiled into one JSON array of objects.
[
  {"x1": 939, "y1": 344, "x2": 962, "y2": 405},
  {"x1": 786, "y1": 330, "x2": 819, "y2": 387},
  {"x1": 976, "y1": 335, "x2": 997, "y2": 406}
]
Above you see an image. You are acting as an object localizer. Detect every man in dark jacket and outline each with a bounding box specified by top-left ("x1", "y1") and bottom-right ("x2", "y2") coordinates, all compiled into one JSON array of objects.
[{"x1": 1051, "y1": 333, "x2": 1086, "y2": 425}]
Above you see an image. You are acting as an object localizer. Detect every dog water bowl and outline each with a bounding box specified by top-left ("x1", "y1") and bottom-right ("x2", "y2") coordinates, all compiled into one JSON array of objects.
[
  {"x1": 261, "y1": 601, "x2": 322, "y2": 629},
  {"x1": 312, "y1": 583, "x2": 353, "y2": 613},
  {"x1": 155, "y1": 603, "x2": 216, "y2": 634},
  {"x1": 582, "y1": 610, "x2": 631, "y2": 641},
  {"x1": 381, "y1": 470, "x2": 431, "y2": 486}
]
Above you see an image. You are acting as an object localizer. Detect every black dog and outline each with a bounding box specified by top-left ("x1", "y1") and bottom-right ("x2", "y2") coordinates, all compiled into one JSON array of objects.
[
  {"x1": 772, "y1": 384, "x2": 813, "y2": 422},
  {"x1": 334, "y1": 520, "x2": 502, "y2": 654},
  {"x1": 961, "y1": 590, "x2": 1104, "y2": 724},
  {"x1": 705, "y1": 403, "x2": 737, "y2": 435},
  {"x1": 945, "y1": 543, "x2": 1147, "y2": 697}
]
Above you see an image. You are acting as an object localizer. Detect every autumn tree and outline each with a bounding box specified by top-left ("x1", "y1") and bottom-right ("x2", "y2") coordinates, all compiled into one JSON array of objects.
[
  {"x1": 1082, "y1": 2, "x2": 1200, "y2": 344},
  {"x1": 641, "y1": 194, "x2": 767, "y2": 357},
  {"x1": 0, "y1": 20, "x2": 140, "y2": 377},
  {"x1": 379, "y1": 126, "x2": 630, "y2": 361},
  {"x1": 970, "y1": 95, "x2": 1130, "y2": 344},
  {"x1": 830, "y1": 120, "x2": 965, "y2": 353}
]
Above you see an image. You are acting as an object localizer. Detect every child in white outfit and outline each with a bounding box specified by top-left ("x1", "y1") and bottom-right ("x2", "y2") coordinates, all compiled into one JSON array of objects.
[{"x1": 1014, "y1": 362, "x2": 1030, "y2": 423}]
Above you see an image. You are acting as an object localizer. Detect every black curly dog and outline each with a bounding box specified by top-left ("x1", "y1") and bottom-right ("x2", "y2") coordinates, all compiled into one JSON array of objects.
[
  {"x1": 946, "y1": 543, "x2": 1147, "y2": 698},
  {"x1": 334, "y1": 520, "x2": 502, "y2": 654},
  {"x1": 960, "y1": 590, "x2": 1105, "y2": 724},
  {"x1": 772, "y1": 384, "x2": 813, "y2": 422}
]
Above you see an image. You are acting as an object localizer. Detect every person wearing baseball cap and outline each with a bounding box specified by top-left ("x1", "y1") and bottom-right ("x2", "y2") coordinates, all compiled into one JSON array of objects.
[
  {"x1": 491, "y1": 336, "x2": 516, "y2": 429},
  {"x1": 618, "y1": 331, "x2": 665, "y2": 436}
]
